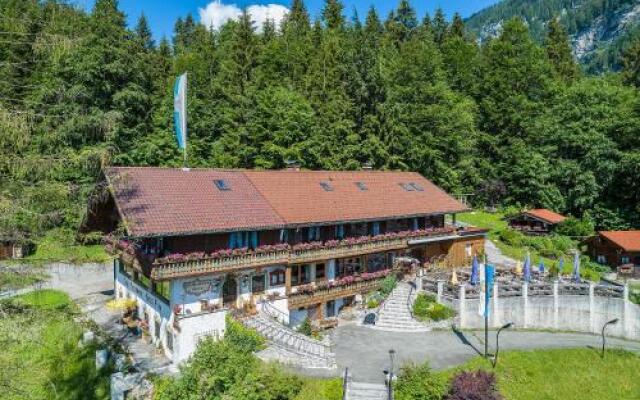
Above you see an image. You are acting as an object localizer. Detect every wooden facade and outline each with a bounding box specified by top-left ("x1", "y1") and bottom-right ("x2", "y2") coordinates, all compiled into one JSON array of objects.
[{"x1": 587, "y1": 234, "x2": 640, "y2": 269}]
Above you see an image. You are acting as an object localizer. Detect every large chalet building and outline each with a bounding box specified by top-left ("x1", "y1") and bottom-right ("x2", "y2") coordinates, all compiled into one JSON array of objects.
[{"x1": 86, "y1": 167, "x2": 486, "y2": 363}]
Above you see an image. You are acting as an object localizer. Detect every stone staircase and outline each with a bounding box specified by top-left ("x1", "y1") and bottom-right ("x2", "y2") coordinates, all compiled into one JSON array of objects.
[
  {"x1": 345, "y1": 381, "x2": 388, "y2": 400},
  {"x1": 242, "y1": 312, "x2": 336, "y2": 369},
  {"x1": 374, "y1": 281, "x2": 431, "y2": 332}
]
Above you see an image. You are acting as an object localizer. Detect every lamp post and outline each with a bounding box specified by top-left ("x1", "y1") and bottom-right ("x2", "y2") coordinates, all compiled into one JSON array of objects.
[
  {"x1": 492, "y1": 322, "x2": 514, "y2": 368},
  {"x1": 601, "y1": 318, "x2": 619, "y2": 358},
  {"x1": 383, "y1": 349, "x2": 396, "y2": 400}
]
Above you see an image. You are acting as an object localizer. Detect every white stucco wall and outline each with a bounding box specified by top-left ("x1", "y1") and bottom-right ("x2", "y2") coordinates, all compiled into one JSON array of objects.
[{"x1": 173, "y1": 309, "x2": 227, "y2": 364}]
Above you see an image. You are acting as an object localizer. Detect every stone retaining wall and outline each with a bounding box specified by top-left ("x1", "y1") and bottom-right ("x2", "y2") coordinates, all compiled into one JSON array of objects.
[{"x1": 422, "y1": 278, "x2": 640, "y2": 341}]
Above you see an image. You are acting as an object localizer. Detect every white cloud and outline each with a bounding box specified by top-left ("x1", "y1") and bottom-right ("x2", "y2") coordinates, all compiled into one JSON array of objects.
[{"x1": 198, "y1": 1, "x2": 289, "y2": 32}]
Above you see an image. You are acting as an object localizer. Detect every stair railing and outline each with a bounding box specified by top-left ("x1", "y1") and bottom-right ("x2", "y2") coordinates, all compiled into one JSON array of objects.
[
  {"x1": 342, "y1": 368, "x2": 349, "y2": 400},
  {"x1": 407, "y1": 280, "x2": 416, "y2": 319}
]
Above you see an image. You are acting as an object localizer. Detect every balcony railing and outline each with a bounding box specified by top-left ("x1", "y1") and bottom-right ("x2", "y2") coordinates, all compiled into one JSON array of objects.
[
  {"x1": 151, "y1": 250, "x2": 290, "y2": 280},
  {"x1": 146, "y1": 227, "x2": 487, "y2": 280},
  {"x1": 288, "y1": 278, "x2": 385, "y2": 308}
]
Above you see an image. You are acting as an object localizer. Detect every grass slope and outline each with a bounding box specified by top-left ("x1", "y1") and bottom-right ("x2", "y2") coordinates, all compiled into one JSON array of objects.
[
  {"x1": 0, "y1": 290, "x2": 111, "y2": 400},
  {"x1": 441, "y1": 348, "x2": 640, "y2": 400},
  {"x1": 23, "y1": 229, "x2": 110, "y2": 264}
]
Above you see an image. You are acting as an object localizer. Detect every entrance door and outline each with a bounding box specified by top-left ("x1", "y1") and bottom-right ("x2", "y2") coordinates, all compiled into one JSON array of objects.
[{"x1": 222, "y1": 276, "x2": 238, "y2": 307}]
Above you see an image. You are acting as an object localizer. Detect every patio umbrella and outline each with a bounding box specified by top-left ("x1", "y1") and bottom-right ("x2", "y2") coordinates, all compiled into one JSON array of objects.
[
  {"x1": 451, "y1": 269, "x2": 458, "y2": 285},
  {"x1": 557, "y1": 257, "x2": 564, "y2": 278},
  {"x1": 538, "y1": 258, "x2": 545, "y2": 275},
  {"x1": 515, "y1": 260, "x2": 523, "y2": 276},
  {"x1": 470, "y1": 255, "x2": 479, "y2": 286},
  {"x1": 523, "y1": 252, "x2": 531, "y2": 282},
  {"x1": 572, "y1": 251, "x2": 581, "y2": 283}
]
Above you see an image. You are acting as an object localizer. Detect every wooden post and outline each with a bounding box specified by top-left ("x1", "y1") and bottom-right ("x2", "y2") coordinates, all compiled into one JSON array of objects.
[{"x1": 285, "y1": 267, "x2": 292, "y2": 295}]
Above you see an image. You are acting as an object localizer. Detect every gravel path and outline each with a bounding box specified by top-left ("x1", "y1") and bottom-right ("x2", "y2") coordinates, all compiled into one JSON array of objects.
[
  {"x1": 332, "y1": 325, "x2": 640, "y2": 383},
  {"x1": 485, "y1": 239, "x2": 517, "y2": 268}
]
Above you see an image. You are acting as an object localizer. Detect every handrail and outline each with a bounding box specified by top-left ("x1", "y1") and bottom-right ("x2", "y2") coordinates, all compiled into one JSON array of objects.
[
  {"x1": 407, "y1": 280, "x2": 416, "y2": 319},
  {"x1": 342, "y1": 367, "x2": 349, "y2": 400},
  {"x1": 260, "y1": 298, "x2": 306, "y2": 327}
]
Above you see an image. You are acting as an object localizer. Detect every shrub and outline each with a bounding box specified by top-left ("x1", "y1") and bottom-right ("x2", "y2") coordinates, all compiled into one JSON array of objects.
[
  {"x1": 498, "y1": 229, "x2": 524, "y2": 248},
  {"x1": 427, "y1": 303, "x2": 455, "y2": 321},
  {"x1": 367, "y1": 298, "x2": 380, "y2": 309},
  {"x1": 446, "y1": 370, "x2": 503, "y2": 400},
  {"x1": 395, "y1": 362, "x2": 448, "y2": 400},
  {"x1": 413, "y1": 293, "x2": 454, "y2": 322},
  {"x1": 297, "y1": 317, "x2": 313, "y2": 337},
  {"x1": 555, "y1": 217, "x2": 595, "y2": 238},
  {"x1": 225, "y1": 315, "x2": 265, "y2": 352},
  {"x1": 380, "y1": 275, "x2": 398, "y2": 297}
]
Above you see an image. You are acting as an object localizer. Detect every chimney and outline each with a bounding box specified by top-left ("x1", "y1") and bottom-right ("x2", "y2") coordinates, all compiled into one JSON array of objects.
[{"x1": 285, "y1": 160, "x2": 301, "y2": 171}]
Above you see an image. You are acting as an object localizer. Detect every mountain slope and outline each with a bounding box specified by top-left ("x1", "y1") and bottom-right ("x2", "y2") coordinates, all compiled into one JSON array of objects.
[{"x1": 466, "y1": 0, "x2": 640, "y2": 73}]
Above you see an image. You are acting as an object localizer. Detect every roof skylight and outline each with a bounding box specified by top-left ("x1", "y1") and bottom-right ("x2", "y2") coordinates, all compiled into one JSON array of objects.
[
  {"x1": 320, "y1": 181, "x2": 334, "y2": 192},
  {"x1": 355, "y1": 181, "x2": 368, "y2": 191},
  {"x1": 214, "y1": 179, "x2": 231, "y2": 191}
]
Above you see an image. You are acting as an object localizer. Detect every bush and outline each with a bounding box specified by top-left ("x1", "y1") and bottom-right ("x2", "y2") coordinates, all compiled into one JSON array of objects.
[
  {"x1": 297, "y1": 317, "x2": 313, "y2": 337},
  {"x1": 413, "y1": 293, "x2": 454, "y2": 322},
  {"x1": 380, "y1": 275, "x2": 398, "y2": 297},
  {"x1": 367, "y1": 298, "x2": 380, "y2": 309},
  {"x1": 555, "y1": 217, "x2": 595, "y2": 238},
  {"x1": 427, "y1": 303, "x2": 455, "y2": 321},
  {"x1": 225, "y1": 315, "x2": 265, "y2": 352},
  {"x1": 447, "y1": 370, "x2": 503, "y2": 400},
  {"x1": 498, "y1": 229, "x2": 525, "y2": 248},
  {"x1": 395, "y1": 362, "x2": 448, "y2": 400}
]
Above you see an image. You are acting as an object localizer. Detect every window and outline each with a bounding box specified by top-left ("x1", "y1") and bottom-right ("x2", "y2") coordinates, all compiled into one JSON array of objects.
[
  {"x1": 355, "y1": 181, "x2": 368, "y2": 191},
  {"x1": 320, "y1": 181, "x2": 334, "y2": 191},
  {"x1": 597, "y1": 255, "x2": 606, "y2": 264},
  {"x1": 270, "y1": 269, "x2": 286, "y2": 287},
  {"x1": 279, "y1": 229, "x2": 289, "y2": 243},
  {"x1": 316, "y1": 263, "x2": 326, "y2": 280},
  {"x1": 465, "y1": 243, "x2": 473, "y2": 257},
  {"x1": 335, "y1": 224, "x2": 345, "y2": 239},
  {"x1": 252, "y1": 274, "x2": 266, "y2": 293},
  {"x1": 155, "y1": 281, "x2": 170, "y2": 302},
  {"x1": 166, "y1": 330, "x2": 173, "y2": 351},
  {"x1": 214, "y1": 179, "x2": 231, "y2": 191},
  {"x1": 372, "y1": 222, "x2": 381, "y2": 236},
  {"x1": 229, "y1": 231, "x2": 259, "y2": 249},
  {"x1": 399, "y1": 183, "x2": 415, "y2": 191},
  {"x1": 307, "y1": 226, "x2": 320, "y2": 241},
  {"x1": 621, "y1": 256, "x2": 630, "y2": 264},
  {"x1": 410, "y1": 182, "x2": 424, "y2": 191}
]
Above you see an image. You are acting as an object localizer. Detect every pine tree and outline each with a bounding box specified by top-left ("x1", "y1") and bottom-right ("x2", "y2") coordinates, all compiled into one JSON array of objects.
[
  {"x1": 622, "y1": 39, "x2": 640, "y2": 88},
  {"x1": 545, "y1": 18, "x2": 579, "y2": 81},
  {"x1": 135, "y1": 13, "x2": 155, "y2": 50},
  {"x1": 449, "y1": 13, "x2": 465, "y2": 38},
  {"x1": 322, "y1": 0, "x2": 345, "y2": 30},
  {"x1": 432, "y1": 8, "x2": 448, "y2": 45}
]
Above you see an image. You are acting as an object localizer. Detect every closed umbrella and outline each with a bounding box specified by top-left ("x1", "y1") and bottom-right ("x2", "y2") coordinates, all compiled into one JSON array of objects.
[
  {"x1": 557, "y1": 257, "x2": 564, "y2": 278},
  {"x1": 451, "y1": 269, "x2": 459, "y2": 285},
  {"x1": 538, "y1": 258, "x2": 545, "y2": 275},
  {"x1": 572, "y1": 252, "x2": 581, "y2": 283},
  {"x1": 471, "y1": 255, "x2": 479, "y2": 286},
  {"x1": 523, "y1": 252, "x2": 531, "y2": 283}
]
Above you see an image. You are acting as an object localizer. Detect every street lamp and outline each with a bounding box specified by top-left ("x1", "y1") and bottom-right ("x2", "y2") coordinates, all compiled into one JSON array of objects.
[
  {"x1": 383, "y1": 349, "x2": 396, "y2": 400},
  {"x1": 601, "y1": 318, "x2": 619, "y2": 358},
  {"x1": 492, "y1": 322, "x2": 514, "y2": 368}
]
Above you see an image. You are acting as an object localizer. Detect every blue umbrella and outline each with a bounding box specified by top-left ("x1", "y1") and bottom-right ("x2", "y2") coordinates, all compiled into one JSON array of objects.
[
  {"x1": 523, "y1": 252, "x2": 531, "y2": 282},
  {"x1": 572, "y1": 252, "x2": 581, "y2": 283},
  {"x1": 538, "y1": 258, "x2": 545, "y2": 275},
  {"x1": 470, "y1": 255, "x2": 479, "y2": 286},
  {"x1": 557, "y1": 257, "x2": 564, "y2": 278}
]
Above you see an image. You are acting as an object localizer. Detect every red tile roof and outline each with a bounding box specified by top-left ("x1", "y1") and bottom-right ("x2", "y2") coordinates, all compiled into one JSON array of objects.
[
  {"x1": 105, "y1": 167, "x2": 468, "y2": 237},
  {"x1": 523, "y1": 209, "x2": 566, "y2": 225},
  {"x1": 599, "y1": 231, "x2": 640, "y2": 252}
]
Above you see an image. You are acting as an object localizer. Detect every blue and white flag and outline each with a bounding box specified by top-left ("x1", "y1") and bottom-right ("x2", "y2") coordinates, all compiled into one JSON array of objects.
[{"x1": 173, "y1": 73, "x2": 187, "y2": 150}]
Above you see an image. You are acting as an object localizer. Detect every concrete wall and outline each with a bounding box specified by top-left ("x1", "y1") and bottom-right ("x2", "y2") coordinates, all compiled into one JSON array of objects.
[
  {"x1": 436, "y1": 281, "x2": 640, "y2": 340},
  {"x1": 174, "y1": 309, "x2": 227, "y2": 364}
]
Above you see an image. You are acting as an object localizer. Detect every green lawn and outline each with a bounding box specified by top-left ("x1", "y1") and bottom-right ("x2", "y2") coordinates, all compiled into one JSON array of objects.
[
  {"x1": 23, "y1": 229, "x2": 111, "y2": 264},
  {"x1": 458, "y1": 210, "x2": 604, "y2": 281},
  {"x1": 0, "y1": 267, "x2": 48, "y2": 291},
  {"x1": 439, "y1": 348, "x2": 640, "y2": 400},
  {"x1": 0, "y1": 290, "x2": 111, "y2": 400}
]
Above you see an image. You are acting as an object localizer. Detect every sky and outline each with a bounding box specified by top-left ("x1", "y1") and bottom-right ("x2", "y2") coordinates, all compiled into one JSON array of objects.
[{"x1": 79, "y1": 0, "x2": 500, "y2": 40}]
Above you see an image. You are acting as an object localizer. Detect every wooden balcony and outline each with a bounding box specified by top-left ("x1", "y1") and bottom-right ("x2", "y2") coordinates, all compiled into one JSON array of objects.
[
  {"x1": 147, "y1": 227, "x2": 486, "y2": 280},
  {"x1": 150, "y1": 250, "x2": 290, "y2": 280},
  {"x1": 290, "y1": 237, "x2": 408, "y2": 264},
  {"x1": 288, "y1": 278, "x2": 384, "y2": 309}
]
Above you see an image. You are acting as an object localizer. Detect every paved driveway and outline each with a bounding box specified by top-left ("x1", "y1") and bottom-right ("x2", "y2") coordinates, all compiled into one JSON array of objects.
[{"x1": 332, "y1": 325, "x2": 640, "y2": 383}]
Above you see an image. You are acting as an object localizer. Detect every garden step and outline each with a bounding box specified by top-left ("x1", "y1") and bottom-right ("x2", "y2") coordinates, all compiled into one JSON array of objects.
[{"x1": 346, "y1": 382, "x2": 387, "y2": 400}]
